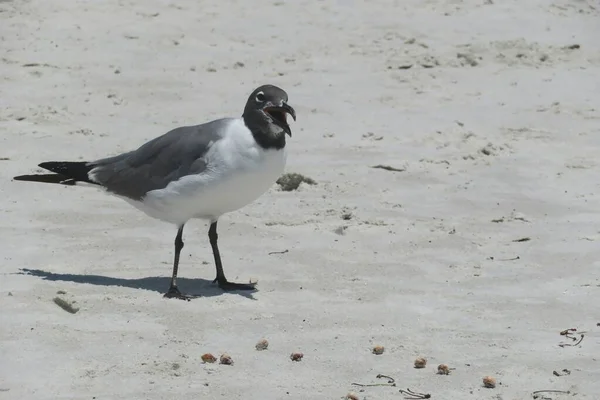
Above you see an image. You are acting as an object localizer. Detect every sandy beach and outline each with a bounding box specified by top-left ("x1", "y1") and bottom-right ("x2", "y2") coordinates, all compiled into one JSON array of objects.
[{"x1": 1, "y1": 0, "x2": 600, "y2": 399}]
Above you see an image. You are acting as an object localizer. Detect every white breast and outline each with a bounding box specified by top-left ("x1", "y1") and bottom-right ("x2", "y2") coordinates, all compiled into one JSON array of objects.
[{"x1": 133, "y1": 119, "x2": 287, "y2": 225}]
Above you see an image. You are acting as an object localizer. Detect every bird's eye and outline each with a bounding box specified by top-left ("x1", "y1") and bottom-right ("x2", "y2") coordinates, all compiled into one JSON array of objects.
[{"x1": 255, "y1": 92, "x2": 265, "y2": 102}]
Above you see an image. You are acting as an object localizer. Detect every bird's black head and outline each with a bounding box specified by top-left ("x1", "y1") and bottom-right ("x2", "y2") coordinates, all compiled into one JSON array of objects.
[{"x1": 242, "y1": 85, "x2": 296, "y2": 149}]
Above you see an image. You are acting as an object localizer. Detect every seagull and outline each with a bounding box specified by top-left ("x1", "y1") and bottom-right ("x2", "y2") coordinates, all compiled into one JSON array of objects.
[{"x1": 13, "y1": 84, "x2": 296, "y2": 300}]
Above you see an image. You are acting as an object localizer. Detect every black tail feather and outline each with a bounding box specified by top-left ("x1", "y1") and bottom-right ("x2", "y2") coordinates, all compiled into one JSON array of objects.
[{"x1": 13, "y1": 161, "x2": 98, "y2": 186}]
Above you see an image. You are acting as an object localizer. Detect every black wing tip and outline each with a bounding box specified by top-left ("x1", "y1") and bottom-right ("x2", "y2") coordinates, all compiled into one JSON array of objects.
[
  {"x1": 14, "y1": 161, "x2": 96, "y2": 186},
  {"x1": 12, "y1": 174, "x2": 33, "y2": 181},
  {"x1": 12, "y1": 173, "x2": 77, "y2": 185},
  {"x1": 38, "y1": 161, "x2": 80, "y2": 170},
  {"x1": 38, "y1": 161, "x2": 95, "y2": 183}
]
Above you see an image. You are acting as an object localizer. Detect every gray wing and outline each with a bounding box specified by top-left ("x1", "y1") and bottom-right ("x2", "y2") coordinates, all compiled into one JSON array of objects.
[{"x1": 89, "y1": 118, "x2": 233, "y2": 200}]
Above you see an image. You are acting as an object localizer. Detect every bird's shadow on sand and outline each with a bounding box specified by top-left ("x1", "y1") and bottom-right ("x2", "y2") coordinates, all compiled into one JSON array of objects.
[{"x1": 17, "y1": 268, "x2": 256, "y2": 300}]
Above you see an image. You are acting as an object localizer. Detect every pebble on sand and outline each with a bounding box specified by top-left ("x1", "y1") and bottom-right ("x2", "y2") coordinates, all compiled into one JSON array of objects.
[
  {"x1": 201, "y1": 353, "x2": 217, "y2": 363},
  {"x1": 437, "y1": 364, "x2": 450, "y2": 375},
  {"x1": 255, "y1": 339, "x2": 269, "y2": 351},
  {"x1": 219, "y1": 353, "x2": 234, "y2": 365},
  {"x1": 290, "y1": 352, "x2": 304, "y2": 361},
  {"x1": 483, "y1": 376, "x2": 496, "y2": 388},
  {"x1": 414, "y1": 357, "x2": 427, "y2": 368},
  {"x1": 372, "y1": 345, "x2": 385, "y2": 355}
]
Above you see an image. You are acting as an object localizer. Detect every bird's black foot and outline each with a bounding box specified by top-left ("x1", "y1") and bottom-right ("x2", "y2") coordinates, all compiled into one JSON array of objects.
[
  {"x1": 213, "y1": 278, "x2": 257, "y2": 291},
  {"x1": 163, "y1": 286, "x2": 195, "y2": 301}
]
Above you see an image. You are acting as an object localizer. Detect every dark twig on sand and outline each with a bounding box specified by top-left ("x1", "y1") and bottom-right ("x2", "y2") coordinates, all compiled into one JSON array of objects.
[
  {"x1": 552, "y1": 369, "x2": 571, "y2": 376},
  {"x1": 532, "y1": 389, "x2": 570, "y2": 399},
  {"x1": 268, "y1": 249, "x2": 289, "y2": 255},
  {"x1": 370, "y1": 164, "x2": 406, "y2": 172},
  {"x1": 399, "y1": 388, "x2": 431, "y2": 399},
  {"x1": 558, "y1": 328, "x2": 584, "y2": 347},
  {"x1": 497, "y1": 256, "x2": 520, "y2": 261},
  {"x1": 376, "y1": 374, "x2": 395, "y2": 385},
  {"x1": 559, "y1": 334, "x2": 584, "y2": 347},
  {"x1": 559, "y1": 328, "x2": 577, "y2": 336},
  {"x1": 351, "y1": 374, "x2": 396, "y2": 387},
  {"x1": 53, "y1": 297, "x2": 79, "y2": 314}
]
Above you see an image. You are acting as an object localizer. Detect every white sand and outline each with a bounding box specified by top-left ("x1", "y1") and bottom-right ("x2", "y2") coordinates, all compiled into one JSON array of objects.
[{"x1": 1, "y1": 0, "x2": 600, "y2": 398}]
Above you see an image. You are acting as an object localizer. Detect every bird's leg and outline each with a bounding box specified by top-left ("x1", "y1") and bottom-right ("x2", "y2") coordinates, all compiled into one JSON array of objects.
[
  {"x1": 209, "y1": 221, "x2": 256, "y2": 291},
  {"x1": 164, "y1": 225, "x2": 194, "y2": 300}
]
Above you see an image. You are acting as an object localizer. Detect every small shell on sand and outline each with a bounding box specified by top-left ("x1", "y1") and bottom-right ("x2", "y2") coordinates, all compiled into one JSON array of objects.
[
  {"x1": 372, "y1": 345, "x2": 385, "y2": 355},
  {"x1": 345, "y1": 392, "x2": 359, "y2": 400},
  {"x1": 219, "y1": 353, "x2": 234, "y2": 365},
  {"x1": 255, "y1": 339, "x2": 269, "y2": 351},
  {"x1": 201, "y1": 353, "x2": 217, "y2": 363},
  {"x1": 483, "y1": 376, "x2": 496, "y2": 388},
  {"x1": 437, "y1": 364, "x2": 450, "y2": 375},
  {"x1": 414, "y1": 357, "x2": 427, "y2": 368},
  {"x1": 290, "y1": 352, "x2": 304, "y2": 361}
]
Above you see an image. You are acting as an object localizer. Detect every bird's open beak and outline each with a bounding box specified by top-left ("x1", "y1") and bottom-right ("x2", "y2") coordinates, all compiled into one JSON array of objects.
[
  {"x1": 264, "y1": 101, "x2": 296, "y2": 137},
  {"x1": 280, "y1": 102, "x2": 296, "y2": 122}
]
